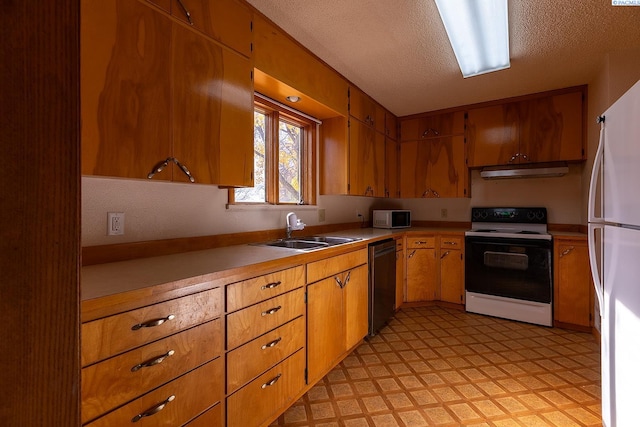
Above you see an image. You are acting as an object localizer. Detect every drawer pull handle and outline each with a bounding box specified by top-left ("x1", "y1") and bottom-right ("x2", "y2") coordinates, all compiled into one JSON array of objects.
[
  {"x1": 261, "y1": 306, "x2": 282, "y2": 316},
  {"x1": 408, "y1": 250, "x2": 417, "y2": 259},
  {"x1": 261, "y1": 373, "x2": 282, "y2": 389},
  {"x1": 131, "y1": 395, "x2": 175, "y2": 423},
  {"x1": 131, "y1": 350, "x2": 175, "y2": 372},
  {"x1": 131, "y1": 314, "x2": 175, "y2": 331},
  {"x1": 261, "y1": 281, "x2": 282, "y2": 290},
  {"x1": 261, "y1": 337, "x2": 282, "y2": 350},
  {"x1": 560, "y1": 246, "x2": 575, "y2": 257},
  {"x1": 334, "y1": 276, "x2": 343, "y2": 288},
  {"x1": 415, "y1": 241, "x2": 427, "y2": 245},
  {"x1": 443, "y1": 241, "x2": 458, "y2": 245}
]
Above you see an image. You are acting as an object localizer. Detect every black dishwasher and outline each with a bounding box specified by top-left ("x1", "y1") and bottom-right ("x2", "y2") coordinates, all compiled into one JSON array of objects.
[{"x1": 368, "y1": 239, "x2": 397, "y2": 336}]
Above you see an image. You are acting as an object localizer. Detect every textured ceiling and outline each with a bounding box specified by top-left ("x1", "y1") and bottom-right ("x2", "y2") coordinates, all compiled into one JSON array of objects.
[{"x1": 246, "y1": 0, "x2": 640, "y2": 116}]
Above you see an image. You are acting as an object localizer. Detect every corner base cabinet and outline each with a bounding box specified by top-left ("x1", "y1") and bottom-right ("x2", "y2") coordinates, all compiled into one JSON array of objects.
[{"x1": 553, "y1": 236, "x2": 592, "y2": 328}]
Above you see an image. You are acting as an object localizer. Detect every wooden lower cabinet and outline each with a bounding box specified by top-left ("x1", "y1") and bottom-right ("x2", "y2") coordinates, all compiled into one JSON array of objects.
[
  {"x1": 439, "y1": 235, "x2": 465, "y2": 304},
  {"x1": 554, "y1": 236, "x2": 592, "y2": 328},
  {"x1": 227, "y1": 350, "x2": 306, "y2": 426},
  {"x1": 307, "y1": 250, "x2": 369, "y2": 384},
  {"x1": 405, "y1": 236, "x2": 438, "y2": 302},
  {"x1": 185, "y1": 402, "x2": 223, "y2": 427}
]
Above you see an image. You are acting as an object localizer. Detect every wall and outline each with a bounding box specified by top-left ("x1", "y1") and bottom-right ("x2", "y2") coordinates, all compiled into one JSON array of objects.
[
  {"x1": 83, "y1": 163, "x2": 584, "y2": 246},
  {"x1": 82, "y1": 176, "x2": 378, "y2": 246}
]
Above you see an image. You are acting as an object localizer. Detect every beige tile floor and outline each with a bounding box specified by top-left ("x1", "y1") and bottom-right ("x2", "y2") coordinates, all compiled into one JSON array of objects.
[{"x1": 272, "y1": 306, "x2": 602, "y2": 427}]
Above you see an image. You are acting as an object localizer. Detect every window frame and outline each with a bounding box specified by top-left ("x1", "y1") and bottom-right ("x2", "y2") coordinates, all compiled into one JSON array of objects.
[{"x1": 228, "y1": 96, "x2": 317, "y2": 206}]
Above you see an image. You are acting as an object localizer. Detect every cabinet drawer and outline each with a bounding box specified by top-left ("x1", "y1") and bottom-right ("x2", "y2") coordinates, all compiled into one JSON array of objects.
[
  {"x1": 82, "y1": 318, "x2": 222, "y2": 423},
  {"x1": 227, "y1": 316, "x2": 305, "y2": 393},
  {"x1": 227, "y1": 349, "x2": 305, "y2": 427},
  {"x1": 86, "y1": 357, "x2": 223, "y2": 427},
  {"x1": 226, "y1": 265, "x2": 305, "y2": 313},
  {"x1": 82, "y1": 287, "x2": 222, "y2": 366},
  {"x1": 307, "y1": 249, "x2": 368, "y2": 284},
  {"x1": 407, "y1": 236, "x2": 436, "y2": 249},
  {"x1": 185, "y1": 402, "x2": 223, "y2": 427},
  {"x1": 439, "y1": 236, "x2": 463, "y2": 248},
  {"x1": 227, "y1": 288, "x2": 305, "y2": 349}
]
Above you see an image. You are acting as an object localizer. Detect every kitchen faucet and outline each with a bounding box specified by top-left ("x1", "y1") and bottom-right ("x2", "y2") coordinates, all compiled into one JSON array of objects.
[{"x1": 286, "y1": 212, "x2": 306, "y2": 239}]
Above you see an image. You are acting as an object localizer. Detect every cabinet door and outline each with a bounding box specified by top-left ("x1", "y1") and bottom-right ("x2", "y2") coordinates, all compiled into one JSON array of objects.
[
  {"x1": 554, "y1": 240, "x2": 591, "y2": 327},
  {"x1": 307, "y1": 276, "x2": 345, "y2": 384},
  {"x1": 399, "y1": 140, "x2": 430, "y2": 198},
  {"x1": 172, "y1": 26, "x2": 253, "y2": 186},
  {"x1": 344, "y1": 265, "x2": 369, "y2": 350},
  {"x1": 81, "y1": 0, "x2": 172, "y2": 180},
  {"x1": 385, "y1": 111, "x2": 398, "y2": 140},
  {"x1": 406, "y1": 249, "x2": 438, "y2": 302},
  {"x1": 171, "y1": 0, "x2": 252, "y2": 57},
  {"x1": 349, "y1": 119, "x2": 385, "y2": 196},
  {"x1": 400, "y1": 111, "x2": 465, "y2": 141},
  {"x1": 385, "y1": 139, "x2": 399, "y2": 198},
  {"x1": 519, "y1": 91, "x2": 584, "y2": 163},
  {"x1": 429, "y1": 136, "x2": 467, "y2": 198},
  {"x1": 440, "y1": 249, "x2": 464, "y2": 304},
  {"x1": 466, "y1": 103, "x2": 519, "y2": 167},
  {"x1": 349, "y1": 87, "x2": 377, "y2": 129}
]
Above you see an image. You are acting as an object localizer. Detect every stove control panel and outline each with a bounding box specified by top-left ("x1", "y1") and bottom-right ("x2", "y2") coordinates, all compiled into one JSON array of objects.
[{"x1": 471, "y1": 207, "x2": 547, "y2": 224}]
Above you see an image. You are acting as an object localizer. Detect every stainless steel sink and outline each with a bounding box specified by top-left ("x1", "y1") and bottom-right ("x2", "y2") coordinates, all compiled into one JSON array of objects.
[{"x1": 255, "y1": 235, "x2": 362, "y2": 251}]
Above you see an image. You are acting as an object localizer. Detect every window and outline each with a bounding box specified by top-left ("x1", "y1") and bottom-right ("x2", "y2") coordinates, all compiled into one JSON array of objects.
[{"x1": 230, "y1": 96, "x2": 316, "y2": 205}]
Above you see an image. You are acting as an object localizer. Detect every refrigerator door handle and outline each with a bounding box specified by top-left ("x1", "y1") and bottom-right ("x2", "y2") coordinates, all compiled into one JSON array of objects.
[
  {"x1": 588, "y1": 223, "x2": 605, "y2": 318},
  {"x1": 588, "y1": 122, "x2": 606, "y2": 223}
]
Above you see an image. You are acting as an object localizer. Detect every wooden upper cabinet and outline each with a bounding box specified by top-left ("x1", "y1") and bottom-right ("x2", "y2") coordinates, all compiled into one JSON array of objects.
[
  {"x1": 349, "y1": 119, "x2": 385, "y2": 196},
  {"x1": 385, "y1": 111, "x2": 398, "y2": 140},
  {"x1": 399, "y1": 136, "x2": 467, "y2": 198},
  {"x1": 253, "y1": 15, "x2": 349, "y2": 117},
  {"x1": 170, "y1": 0, "x2": 252, "y2": 57},
  {"x1": 172, "y1": 25, "x2": 253, "y2": 186},
  {"x1": 400, "y1": 111, "x2": 465, "y2": 141},
  {"x1": 82, "y1": 0, "x2": 253, "y2": 186},
  {"x1": 350, "y1": 87, "x2": 385, "y2": 134},
  {"x1": 467, "y1": 89, "x2": 585, "y2": 167},
  {"x1": 81, "y1": 0, "x2": 173, "y2": 180},
  {"x1": 520, "y1": 91, "x2": 584, "y2": 163},
  {"x1": 385, "y1": 140, "x2": 399, "y2": 198}
]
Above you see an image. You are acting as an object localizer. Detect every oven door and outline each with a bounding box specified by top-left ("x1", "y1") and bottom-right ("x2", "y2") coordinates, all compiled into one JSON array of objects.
[{"x1": 465, "y1": 236, "x2": 552, "y2": 303}]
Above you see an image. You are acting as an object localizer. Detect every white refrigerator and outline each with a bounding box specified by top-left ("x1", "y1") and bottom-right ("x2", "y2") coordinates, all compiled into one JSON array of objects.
[{"x1": 588, "y1": 78, "x2": 640, "y2": 427}]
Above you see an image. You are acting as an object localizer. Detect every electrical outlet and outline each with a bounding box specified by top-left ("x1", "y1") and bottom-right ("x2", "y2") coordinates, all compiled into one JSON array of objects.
[
  {"x1": 318, "y1": 209, "x2": 326, "y2": 222},
  {"x1": 441, "y1": 208, "x2": 448, "y2": 219},
  {"x1": 107, "y1": 212, "x2": 125, "y2": 235},
  {"x1": 356, "y1": 209, "x2": 361, "y2": 218}
]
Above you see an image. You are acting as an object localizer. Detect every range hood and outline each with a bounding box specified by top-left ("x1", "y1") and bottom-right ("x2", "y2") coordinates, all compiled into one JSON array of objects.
[{"x1": 480, "y1": 163, "x2": 569, "y2": 179}]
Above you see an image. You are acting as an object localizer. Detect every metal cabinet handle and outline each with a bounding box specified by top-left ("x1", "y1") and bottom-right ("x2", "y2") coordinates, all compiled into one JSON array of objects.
[
  {"x1": 443, "y1": 241, "x2": 458, "y2": 245},
  {"x1": 176, "y1": 0, "x2": 194, "y2": 25},
  {"x1": 261, "y1": 281, "x2": 281, "y2": 290},
  {"x1": 421, "y1": 189, "x2": 431, "y2": 198},
  {"x1": 432, "y1": 189, "x2": 440, "y2": 198},
  {"x1": 131, "y1": 350, "x2": 175, "y2": 372},
  {"x1": 521, "y1": 153, "x2": 529, "y2": 161},
  {"x1": 261, "y1": 337, "x2": 282, "y2": 350},
  {"x1": 147, "y1": 157, "x2": 171, "y2": 179},
  {"x1": 261, "y1": 373, "x2": 282, "y2": 389},
  {"x1": 343, "y1": 271, "x2": 351, "y2": 288},
  {"x1": 408, "y1": 250, "x2": 417, "y2": 259},
  {"x1": 147, "y1": 157, "x2": 195, "y2": 182},
  {"x1": 440, "y1": 251, "x2": 450, "y2": 259},
  {"x1": 131, "y1": 314, "x2": 175, "y2": 331},
  {"x1": 509, "y1": 153, "x2": 520, "y2": 163},
  {"x1": 261, "y1": 306, "x2": 282, "y2": 316},
  {"x1": 334, "y1": 276, "x2": 343, "y2": 288},
  {"x1": 173, "y1": 158, "x2": 195, "y2": 183},
  {"x1": 131, "y1": 395, "x2": 175, "y2": 423},
  {"x1": 415, "y1": 241, "x2": 427, "y2": 245},
  {"x1": 560, "y1": 246, "x2": 575, "y2": 258},
  {"x1": 421, "y1": 128, "x2": 440, "y2": 138},
  {"x1": 364, "y1": 185, "x2": 374, "y2": 196}
]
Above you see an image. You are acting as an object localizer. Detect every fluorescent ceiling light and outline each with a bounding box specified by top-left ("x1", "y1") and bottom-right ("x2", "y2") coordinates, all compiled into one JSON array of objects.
[{"x1": 435, "y1": 0, "x2": 510, "y2": 78}]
